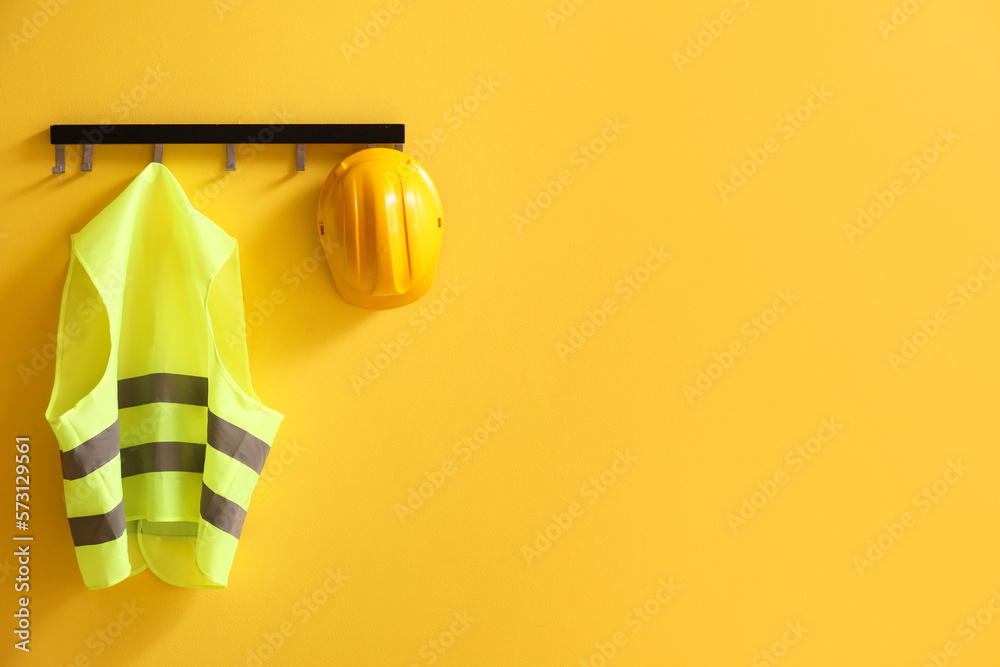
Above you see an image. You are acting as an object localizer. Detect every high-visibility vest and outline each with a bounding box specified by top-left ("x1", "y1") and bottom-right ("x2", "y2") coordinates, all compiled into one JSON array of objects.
[{"x1": 45, "y1": 163, "x2": 283, "y2": 590}]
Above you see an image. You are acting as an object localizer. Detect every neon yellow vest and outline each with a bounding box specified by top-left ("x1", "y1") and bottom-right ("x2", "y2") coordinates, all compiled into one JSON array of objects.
[{"x1": 45, "y1": 163, "x2": 283, "y2": 590}]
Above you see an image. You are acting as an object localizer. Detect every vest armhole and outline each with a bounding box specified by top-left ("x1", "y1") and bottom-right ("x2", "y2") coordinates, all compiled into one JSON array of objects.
[
  {"x1": 45, "y1": 247, "x2": 115, "y2": 429},
  {"x1": 205, "y1": 242, "x2": 280, "y2": 417}
]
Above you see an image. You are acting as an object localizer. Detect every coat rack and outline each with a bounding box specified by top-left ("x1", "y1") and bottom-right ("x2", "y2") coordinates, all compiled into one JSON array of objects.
[{"x1": 49, "y1": 124, "x2": 406, "y2": 173}]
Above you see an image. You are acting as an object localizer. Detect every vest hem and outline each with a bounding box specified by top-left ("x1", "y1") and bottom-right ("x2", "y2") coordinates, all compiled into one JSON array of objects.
[
  {"x1": 132, "y1": 517, "x2": 230, "y2": 589},
  {"x1": 144, "y1": 564, "x2": 227, "y2": 590},
  {"x1": 83, "y1": 567, "x2": 132, "y2": 591}
]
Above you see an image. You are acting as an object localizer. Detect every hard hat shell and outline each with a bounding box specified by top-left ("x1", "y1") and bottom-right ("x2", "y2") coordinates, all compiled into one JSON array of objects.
[{"x1": 318, "y1": 147, "x2": 443, "y2": 309}]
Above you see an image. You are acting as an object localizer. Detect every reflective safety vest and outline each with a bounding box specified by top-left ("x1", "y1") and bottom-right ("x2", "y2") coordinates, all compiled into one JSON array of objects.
[{"x1": 45, "y1": 163, "x2": 283, "y2": 590}]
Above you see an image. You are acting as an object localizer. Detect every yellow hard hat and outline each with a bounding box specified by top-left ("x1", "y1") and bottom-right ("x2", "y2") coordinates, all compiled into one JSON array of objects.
[{"x1": 317, "y1": 147, "x2": 443, "y2": 309}]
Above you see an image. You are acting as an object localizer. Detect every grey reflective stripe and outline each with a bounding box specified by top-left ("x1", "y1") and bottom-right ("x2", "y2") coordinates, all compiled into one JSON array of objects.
[
  {"x1": 68, "y1": 499, "x2": 126, "y2": 547},
  {"x1": 200, "y1": 483, "x2": 246, "y2": 539},
  {"x1": 118, "y1": 373, "x2": 208, "y2": 408},
  {"x1": 120, "y1": 442, "x2": 206, "y2": 477},
  {"x1": 61, "y1": 421, "x2": 120, "y2": 481},
  {"x1": 207, "y1": 411, "x2": 270, "y2": 475}
]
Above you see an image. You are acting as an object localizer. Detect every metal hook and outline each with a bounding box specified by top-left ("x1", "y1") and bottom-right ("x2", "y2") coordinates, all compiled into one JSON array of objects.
[
  {"x1": 296, "y1": 143, "x2": 305, "y2": 171},
  {"x1": 52, "y1": 144, "x2": 65, "y2": 174},
  {"x1": 152, "y1": 144, "x2": 163, "y2": 163},
  {"x1": 226, "y1": 144, "x2": 236, "y2": 171},
  {"x1": 81, "y1": 144, "x2": 93, "y2": 171},
  {"x1": 394, "y1": 143, "x2": 404, "y2": 152}
]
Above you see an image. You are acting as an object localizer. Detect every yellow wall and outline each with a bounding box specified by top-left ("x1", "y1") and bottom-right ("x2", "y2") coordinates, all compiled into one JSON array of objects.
[{"x1": 2, "y1": 0, "x2": 1000, "y2": 665}]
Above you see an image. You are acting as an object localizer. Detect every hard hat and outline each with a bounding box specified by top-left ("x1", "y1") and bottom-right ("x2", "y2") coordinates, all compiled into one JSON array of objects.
[{"x1": 317, "y1": 147, "x2": 443, "y2": 309}]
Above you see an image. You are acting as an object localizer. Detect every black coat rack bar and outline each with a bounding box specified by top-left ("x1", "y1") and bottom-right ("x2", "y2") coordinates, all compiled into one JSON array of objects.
[{"x1": 49, "y1": 123, "x2": 406, "y2": 173}]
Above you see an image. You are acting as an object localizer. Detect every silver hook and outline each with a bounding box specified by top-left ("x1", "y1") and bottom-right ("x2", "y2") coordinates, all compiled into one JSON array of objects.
[
  {"x1": 226, "y1": 144, "x2": 236, "y2": 171},
  {"x1": 394, "y1": 143, "x2": 404, "y2": 152},
  {"x1": 52, "y1": 144, "x2": 65, "y2": 174},
  {"x1": 152, "y1": 144, "x2": 163, "y2": 163},
  {"x1": 295, "y1": 143, "x2": 305, "y2": 171},
  {"x1": 81, "y1": 144, "x2": 93, "y2": 171}
]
